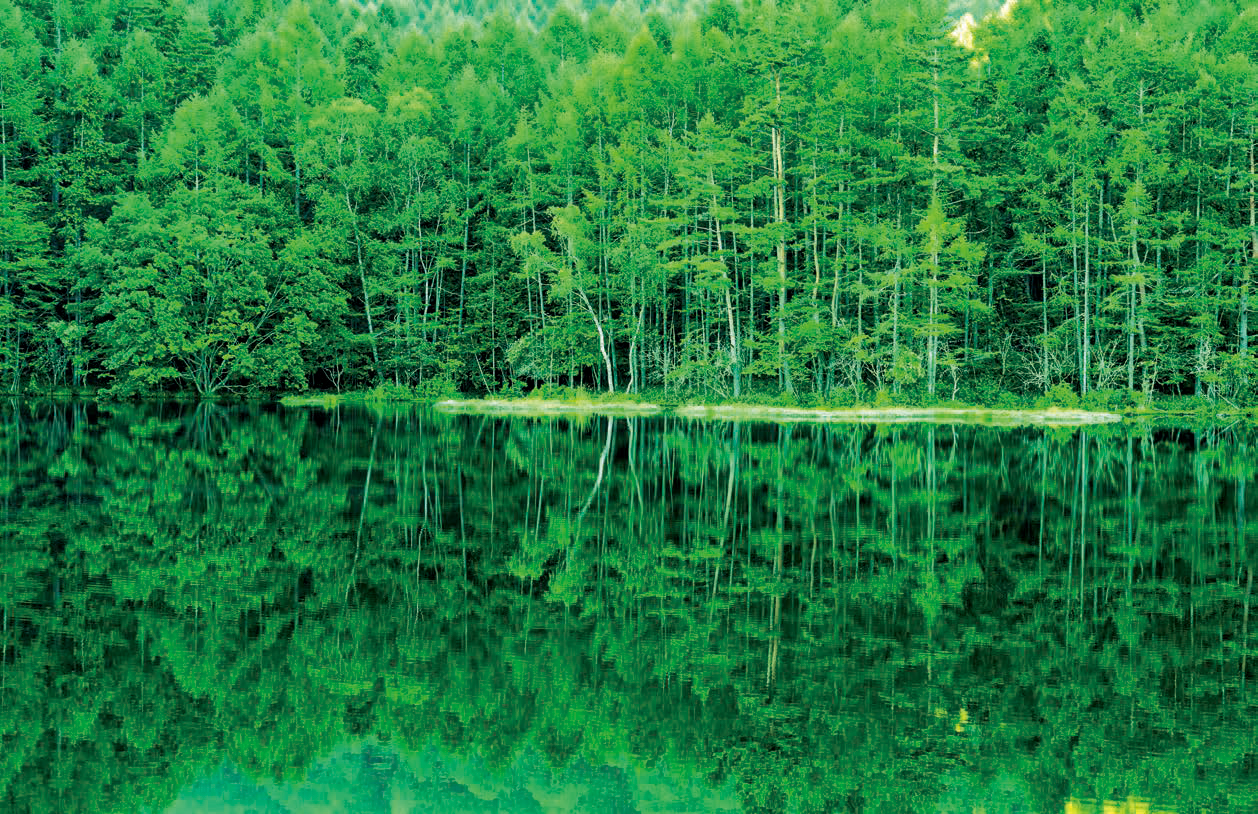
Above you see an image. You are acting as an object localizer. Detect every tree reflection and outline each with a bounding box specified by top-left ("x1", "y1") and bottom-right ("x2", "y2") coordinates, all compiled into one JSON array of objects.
[{"x1": 0, "y1": 403, "x2": 1253, "y2": 812}]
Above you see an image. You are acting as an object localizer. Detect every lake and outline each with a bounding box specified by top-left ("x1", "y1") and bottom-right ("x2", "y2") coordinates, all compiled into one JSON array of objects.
[{"x1": 1, "y1": 402, "x2": 1254, "y2": 813}]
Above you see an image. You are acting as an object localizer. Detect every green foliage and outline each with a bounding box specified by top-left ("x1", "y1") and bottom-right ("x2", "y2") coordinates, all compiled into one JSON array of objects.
[
  {"x1": 0, "y1": 0, "x2": 1256, "y2": 408},
  {"x1": 1038, "y1": 382, "x2": 1080, "y2": 409},
  {"x1": 97, "y1": 181, "x2": 327, "y2": 396}
]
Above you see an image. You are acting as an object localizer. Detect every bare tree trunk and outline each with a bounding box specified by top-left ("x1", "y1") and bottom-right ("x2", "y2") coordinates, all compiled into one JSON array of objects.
[
  {"x1": 576, "y1": 287, "x2": 613, "y2": 393},
  {"x1": 927, "y1": 62, "x2": 942, "y2": 397},
  {"x1": 1071, "y1": 169, "x2": 1083, "y2": 393},
  {"x1": 772, "y1": 72, "x2": 793, "y2": 395},
  {"x1": 1, "y1": 94, "x2": 8, "y2": 184},
  {"x1": 712, "y1": 170, "x2": 741, "y2": 397},
  {"x1": 810, "y1": 153, "x2": 824, "y2": 393},
  {"x1": 349, "y1": 192, "x2": 380, "y2": 380},
  {"x1": 1042, "y1": 251, "x2": 1050, "y2": 393},
  {"x1": 458, "y1": 140, "x2": 471, "y2": 333},
  {"x1": 1083, "y1": 188, "x2": 1091, "y2": 393},
  {"x1": 1243, "y1": 132, "x2": 1255, "y2": 372}
]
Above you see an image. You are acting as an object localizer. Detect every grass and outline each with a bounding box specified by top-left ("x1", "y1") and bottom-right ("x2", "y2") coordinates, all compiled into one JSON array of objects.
[
  {"x1": 278, "y1": 393, "x2": 344, "y2": 408},
  {"x1": 671, "y1": 403, "x2": 1123, "y2": 426},
  {"x1": 272, "y1": 383, "x2": 1257, "y2": 425},
  {"x1": 279, "y1": 383, "x2": 448, "y2": 408},
  {"x1": 435, "y1": 397, "x2": 664, "y2": 416},
  {"x1": 424, "y1": 388, "x2": 1127, "y2": 425}
]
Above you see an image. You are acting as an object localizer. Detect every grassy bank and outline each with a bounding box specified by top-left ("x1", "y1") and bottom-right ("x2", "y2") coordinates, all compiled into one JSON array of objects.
[
  {"x1": 433, "y1": 397, "x2": 664, "y2": 417},
  {"x1": 286, "y1": 388, "x2": 1124, "y2": 425},
  {"x1": 278, "y1": 385, "x2": 1255, "y2": 425},
  {"x1": 669, "y1": 404, "x2": 1122, "y2": 426}
]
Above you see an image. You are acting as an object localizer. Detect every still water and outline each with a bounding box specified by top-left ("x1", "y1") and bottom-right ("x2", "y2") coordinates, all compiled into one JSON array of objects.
[{"x1": 1, "y1": 402, "x2": 1255, "y2": 813}]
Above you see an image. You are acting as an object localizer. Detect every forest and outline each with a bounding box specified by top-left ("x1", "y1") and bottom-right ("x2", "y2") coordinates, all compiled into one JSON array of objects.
[
  {"x1": 1, "y1": 403, "x2": 1255, "y2": 812},
  {"x1": 2, "y1": 0, "x2": 1258, "y2": 404}
]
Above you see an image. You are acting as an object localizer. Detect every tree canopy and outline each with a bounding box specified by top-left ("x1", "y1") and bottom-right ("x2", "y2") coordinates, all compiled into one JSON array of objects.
[{"x1": 2, "y1": 0, "x2": 1258, "y2": 405}]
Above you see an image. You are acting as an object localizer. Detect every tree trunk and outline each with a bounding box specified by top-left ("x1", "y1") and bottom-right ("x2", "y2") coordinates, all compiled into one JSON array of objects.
[
  {"x1": 1042, "y1": 251, "x2": 1049, "y2": 394},
  {"x1": 1243, "y1": 132, "x2": 1255, "y2": 371},
  {"x1": 772, "y1": 72, "x2": 793, "y2": 395},
  {"x1": 577, "y1": 288, "x2": 614, "y2": 394},
  {"x1": 712, "y1": 169, "x2": 740, "y2": 397},
  {"x1": 810, "y1": 154, "x2": 823, "y2": 393},
  {"x1": 349, "y1": 192, "x2": 380, "y2": 380},
  {"x1": 458, "y1": 141, "x2": 471, "y2": 333},
  {"x1": 1129, "y1": 184, "x2": 1141, "y2": 392},
  {"x1": 1071, "y1": 170, "x2": 1083, "y2": 394}
]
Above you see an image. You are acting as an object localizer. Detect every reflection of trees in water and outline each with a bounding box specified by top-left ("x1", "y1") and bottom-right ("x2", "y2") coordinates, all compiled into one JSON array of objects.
[
  {"x1": 187, "y1": 400, "x2": 232, "y2": 453},
  {"x1": 0, "y1": 404, "x2": 1254, "y2": 813}
]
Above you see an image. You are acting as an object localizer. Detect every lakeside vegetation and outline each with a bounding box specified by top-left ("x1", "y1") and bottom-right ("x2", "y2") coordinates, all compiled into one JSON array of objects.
[
  {"x1": 271, "y1": 383, "x2": 1254, "y2": 425},
  {"x1": 2, "y1": 0, "x2": 1258, "y2": 408}
]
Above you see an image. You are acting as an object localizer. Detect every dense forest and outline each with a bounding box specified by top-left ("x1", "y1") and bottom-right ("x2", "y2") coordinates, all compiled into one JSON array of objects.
[
  {"x1": 1, "y1": 404, "x2": 1255, "y2": 811},
  {"x1": 2, "y1": 0, "x2": 1258, "y2": 402}
]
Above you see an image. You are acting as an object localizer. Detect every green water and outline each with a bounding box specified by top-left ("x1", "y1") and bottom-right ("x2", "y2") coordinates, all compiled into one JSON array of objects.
[{"x1": 1, "y1": 403, "x2": 1255, "y2": 813}]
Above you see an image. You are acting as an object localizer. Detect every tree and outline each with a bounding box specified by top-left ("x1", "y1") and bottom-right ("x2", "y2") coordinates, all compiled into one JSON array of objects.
[
  {"x1": 915, "y1": 194, "x2": 983, "y2": 397},
  {"x1": 50, "y1": 40, "x2": 116, "y2": 388},
  {"x1": 98, "y1": 182, "x2": 321, "y2": 395},
  {"x1": 168, "y1": 3, "x2": 218, "y2": 105},
  {"x1": 510, "y1": 206, "x2": 615, "y2": 393},
  {"x1": 116, "y1": 28, "x2": 167, "y2": 162}
]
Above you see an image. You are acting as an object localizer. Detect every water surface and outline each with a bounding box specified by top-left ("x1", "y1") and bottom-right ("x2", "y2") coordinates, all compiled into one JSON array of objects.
[{"x1": 1, "y1": 403, "x2": 1254, "y2": 812}]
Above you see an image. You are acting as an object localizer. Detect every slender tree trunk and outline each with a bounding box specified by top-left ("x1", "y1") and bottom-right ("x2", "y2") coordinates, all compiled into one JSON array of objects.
[
  {"x1": 569, "y1": 229, "x2": 613, "y2": 394},
  {"x1": 892, "y1": 209, "x2": 902, "y2": 394},
  {"x1": 1244, "y1": 132, "x2": 1255, "y2": 372},
  {"x1": 1083, "y1": 188, "x2": 1091, "y2": 393},
  {"x1": 139, "y1": 80, "x2": 146, "y2": 160},
  {"x1": 772, "y1": 72, "x2": 793, "y2": 395},
  {"x1": 712, "y1": 170, "x2": 740, "y2": 397},
  {"x1": 830, "y1": 116, "x2": 847, "y2": 339},
  {"x1": 626, "y1": 276, "x2": 636, "y2": 393},
  {"x1": 1, "y1": 97, "x2": 8, "y2": 184},
  {"x1": 928, "y1": 256, "x2": 938, "y2": 397},
  {"x1": 1042, "y1": 250, "x2": 1050, "y2": 393},
  {"x1": 348, "y1": 193, "x2": 380, "y2": 380},
  {"x1": 1127, "y1": 283, "x2": 1136, "y2": 391},
  {"x1": 458, "y1": 140, "x2": 471, "y2": 333},
  {"x1": 1129, "y1": 182, "x2": 1141, "y2": 392},
  {"x1": 1071, "y1": 171, "x2": 1081, "y2": 391},
  {"x1": 586, "y1": 293, "x2": 614, "y2": 393},
  {"x1": 810, "y1": 154, "x2": 823, "y2": 393},
  {"x1": 927, "y1": 60, "x2": 941, "y2": 398},
  {"x1": 1, "y1": 97, "x2": 9, "y2": 388}
]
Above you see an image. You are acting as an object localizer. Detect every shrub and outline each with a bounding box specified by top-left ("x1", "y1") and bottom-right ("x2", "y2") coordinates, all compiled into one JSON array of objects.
[{"x1": 1036, "y1": 383, "x2": 1080, "y2": 409}]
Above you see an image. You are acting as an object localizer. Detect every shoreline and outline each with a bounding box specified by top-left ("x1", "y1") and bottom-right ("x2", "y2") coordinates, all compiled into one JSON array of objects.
[
  {"x1": 432, "y1": 398, "x2": 665, "y2": 416},
  {"x1": 669, "y1": 404, "x2": 1123, "y2": 426},
  {"x1": 21, "y1": 391, "x2": 1244, "y2": 425},
  {"x1": 430, "y1": 398, "x2": 1124, "y2": 426}
]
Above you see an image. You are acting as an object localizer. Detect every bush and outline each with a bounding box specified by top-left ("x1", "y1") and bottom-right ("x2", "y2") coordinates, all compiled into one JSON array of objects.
[
  {"x1": 821, "y1": 389, "x2": 857, "y2": 408},
  {"x1": 1080, "y1": 388, "x2": 1135, "y2": 412},
  {"x1": 1035, "y1": 383, "x2": 1080, "y2": 410},
  {"x1": 365, "y1": 383, "x2": 418, "y2": 402},
  {"x1": 414, "y1": 376, "x2": 458, "y2": 401}
]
